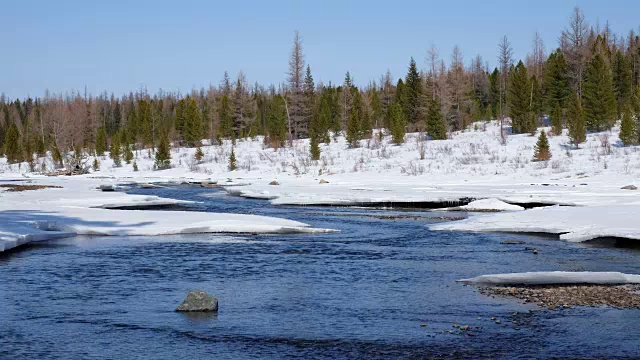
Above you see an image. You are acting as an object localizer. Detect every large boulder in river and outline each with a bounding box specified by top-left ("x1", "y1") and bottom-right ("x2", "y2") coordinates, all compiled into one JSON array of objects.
[{"x1": 176, "y1": 290, "x2": 218, "y2": 312}]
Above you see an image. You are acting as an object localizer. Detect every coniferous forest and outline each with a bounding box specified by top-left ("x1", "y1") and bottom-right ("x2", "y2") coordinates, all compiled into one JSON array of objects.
[{"x1": 2, "y1": 7, "x2": 640, "y2": 169}]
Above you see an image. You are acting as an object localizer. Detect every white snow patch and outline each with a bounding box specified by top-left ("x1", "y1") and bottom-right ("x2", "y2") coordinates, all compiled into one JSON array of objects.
[
  {"x1": 430, "y1": 205, "x2": 640, "y2": 242},
  {"x1": 455, "y1": 198, "x2": 524, "y2": 212},
  {"x1": 458, "y1": 271, "x2": 640, "y2": 285},
  {"x1": 0, "y1": 178, "x2": 335, "y2": 252}
]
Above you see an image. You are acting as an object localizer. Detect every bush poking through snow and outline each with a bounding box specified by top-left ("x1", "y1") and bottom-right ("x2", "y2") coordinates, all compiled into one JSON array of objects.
[{"x1": 533, "y1": 130, "x2": 551, "y2": 161}]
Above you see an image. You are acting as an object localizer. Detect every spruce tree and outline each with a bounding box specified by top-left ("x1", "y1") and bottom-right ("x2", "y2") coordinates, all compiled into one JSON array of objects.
[
  {"x1": 567, "y1": 92, "x2": 586, "y2": 148},
  {"x1": 4, "y1": 123, "x2": 22, "y2": 164},
  {"x1": 543, "y1": 49, "x2": 570, "y2": 112},
  {"x1": 194, "y1": 146, "x2": 204, "y2": 162},
  {"x1": 403, "y1": 57, "x2": 422, "y2": 125},
  {"x1": 309, "y1": 132, "x2": 320, "y2": 160},
  {"x1": 551, "y1": 104, "x2": 563, "y2": 136},
  {"x1": 388, "y1": 103, "x2": 405, "y2": 144},
  {"x1": 619, "y1": 106, "x2": 635, "y2": 146},
  {"x1": 317, "y1": 92, "x2": 332, "y2": 143},
  {"x1": 426, "y1": 97, "x2": 447, "y2": 140},
  {"x1": 228, "y1": 147, "x2": 237, "y2": 171},
  {"x1": 533, "y1": 130, "x2": 551, "y2": 161},
  {"x1": 612, "y1": 50, "x2": 633, "y2": 116},
  {"x1": 507, "y1": 61, "x2": 532, "y2": 134},
  {"x1": 110, "y1": 132, "x2": 122, "y2": 167},
  {"x1": 267, "y1": 95, "x2": 288, "y2": 148},
  {"x1": 346, "y1": 100, "x2": 361, "y2": 147},
  {"x1": 583, "y1": 53, "x2": 617, "y2": 131},
  {"x1": 155, "y1": 131, "x2": 171, "y2": 169},
  {"x1": 184, "y1": 97, "x2": 203, "y2": 146},
  {"x1": 92, "y1": 158, "x2": 100, "y2": 171},
  {"x1": 219, "y1": 94, "x2": 234, "y2": 139},
  {"x1": 95, "y1": 126, "x2": 107, "y2": 155},
  {"x1": 121, "y1": 131, "x2": 134, "y2": 164}
]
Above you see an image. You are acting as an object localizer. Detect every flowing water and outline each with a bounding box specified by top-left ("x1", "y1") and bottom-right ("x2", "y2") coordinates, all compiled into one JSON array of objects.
[{"x1": 1, "y1": 185, "x2": 640, "y2": 359}]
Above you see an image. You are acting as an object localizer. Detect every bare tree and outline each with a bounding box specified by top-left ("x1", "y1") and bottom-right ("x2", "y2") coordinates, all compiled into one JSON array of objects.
[
  {"x1": 561, "y1": 7, "x2": 589, "y2": 96},
  {"x1": 498, "y1": 35, "x2": 513, "y2": 144},
  {"x1": 527, "y1": 32, "x2": 546, "y2": 81},
  {"x1": 448, "y1": 45, "x2": 467, "y2": 129},
  {"x1": 426, "y1": 45, "x2": 439, "y2": 100},
  {"x1": 287, "y1": 30, "x2": 305, "y2": 141}
]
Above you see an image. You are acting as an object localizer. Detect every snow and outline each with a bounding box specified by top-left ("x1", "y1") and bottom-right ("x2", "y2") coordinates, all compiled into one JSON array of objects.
[
  {"x1": 0, "y1": 178, "x2": 335, "y2": 252},
  {"x1": 2, "y1": 120, "x2": 640, "y2": 243},
  {"x1": 429, "y1": 205, "x2": 640, "y2": 242},
  {"x1": 457, "y1": 271, "x2": 640, "y2": 285},
  {"x1": 450, "y1": 198, "x2": 524, "y2": 212}
]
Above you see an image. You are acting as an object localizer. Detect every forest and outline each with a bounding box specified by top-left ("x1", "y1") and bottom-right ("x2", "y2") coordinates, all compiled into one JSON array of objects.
[{"x1": 2, "y1": 7, "x2": 640, "y2": 171}]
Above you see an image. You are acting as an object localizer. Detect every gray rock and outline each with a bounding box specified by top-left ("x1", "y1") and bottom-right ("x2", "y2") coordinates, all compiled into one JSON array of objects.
[
  {"x1": 621, "y1": 185, "x2": 638, "y2": 190},
  {"x1": 176, "y1": 290, "x2": 218, "y2": 312},
  {"x1": 99, "y1": 184, "x2": 115, "y2": 192}
]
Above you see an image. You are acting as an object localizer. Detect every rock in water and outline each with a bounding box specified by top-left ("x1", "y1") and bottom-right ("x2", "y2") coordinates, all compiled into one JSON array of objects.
[
  {"x1": 621, "y1": 185, "x2": 638, "y2": 190},
  {"x1": 176, "y1": 290, "x2": 218, "y2": 312}
]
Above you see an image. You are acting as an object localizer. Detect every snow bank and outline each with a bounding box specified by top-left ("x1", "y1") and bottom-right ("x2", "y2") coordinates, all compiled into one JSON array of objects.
[
  {"x1": 0, "y1": 178, "x2": 335, "y2": 252},
  {"x1": 430, "y1": 205, "x2": 640, "y2": 242},
  {"x1": 458, "y1": 271, "x2": 640, "y2": 285},
  {"x1": 453, "y1": 198, "x2": 524, "y2": 212}
]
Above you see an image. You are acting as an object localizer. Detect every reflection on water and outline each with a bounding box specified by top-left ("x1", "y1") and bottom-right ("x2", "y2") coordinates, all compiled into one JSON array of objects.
[{"x1": 1, "y1": 185, "x2": 639, "y2": 359}]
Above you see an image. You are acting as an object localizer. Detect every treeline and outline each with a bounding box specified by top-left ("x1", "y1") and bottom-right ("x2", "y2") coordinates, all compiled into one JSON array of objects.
[{"x1": 2, "y1": 7, "x2": 640, "y2": 169}]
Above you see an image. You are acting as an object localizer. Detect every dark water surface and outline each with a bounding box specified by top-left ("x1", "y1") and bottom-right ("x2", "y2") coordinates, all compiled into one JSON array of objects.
[{"x1": 1, "y1": 185, "x2": 640, "y2": 359}]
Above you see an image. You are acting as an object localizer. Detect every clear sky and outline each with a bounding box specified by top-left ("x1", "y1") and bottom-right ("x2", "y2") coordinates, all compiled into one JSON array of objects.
[{"x1": 1, "y1": 0, "x2": 639, "y2": 99}]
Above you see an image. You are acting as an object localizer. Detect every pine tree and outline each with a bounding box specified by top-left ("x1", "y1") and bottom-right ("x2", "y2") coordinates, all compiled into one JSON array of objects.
[
  {"x1": 194, "y1": 146, "x2": 204, "y2": 162},
  {"x1": 619, "y1": 106, "x2": 635, "y2": 146},
  {"x1": 309, "y1": 132, "x2": 320, "y2": 160},
  {"x1": 133, "y1": 161, "x2": 139, "y2": 172},
  {"x1": 121, "y1": 131, "x2": 134, "y2": 164},
  {"x1": 543, "y1": 49, "x2": 570, "y2": 112},
  {"x1": 551, "y1": 104, "x2": 563, "y2": 135},
  {"x1": 184, "y1": 97, "x2": 203, "y2": 146},
  {"x1": 267, "y1": 95, "x2": 288, "y2": 148},
  {"x1": 110, "y1": 132, "x2": 122, "y2": 167},
  {"x1": 612, "y1": 50, "x2": 633, "y2": 116},
  {"x1": 388, "y1": 103, "x2": 405, "y2": 144},
  {"x1": 403, "y1": 57, "x2": 422, "y2": 125},
  {"x1": 583, "y1": 53, "x2": 617, "y2": 131},
  {"x1": 302, "y1": 65, "x2": 316, "y2": 138},
  {"x1": 3, "y1": 123, "x2": 22, "y2": 164},
  {"x1": 426, "y1": 96, "x2": 447, "y2": 140},
  {"x1": 95, "y1": 126, "x2": 107, "y2": 155},
  {"x1": 346, "y1": 101, "x2": 361, "y2": 147},
  {"x1": 92, "y1": 158, "x2": 100, "y2": 171},
  {"x1": 533, "y1": 130, "x2": 551, "y2": 161},
  {"x1": 567, "y1": 92, "x2": 586, "y2": 148},
  {"x1": 346, "y1": 87, "x2": 368, "y2": 147},
  {"x1": 155, "y1": 131, "x2": 171, "y2": 169},
  {"x1": 488, "y1": 68, "x2": 500, "y2": 117},
  {"x1": 228, "y1": 147, "x2": 237, "y2": 171},
  {"x1": 219, "y1": 94, "x2": 234, "y2": 139},
  {"x1": 507, "y1": 61, "x2": 533, "y2": 134}
]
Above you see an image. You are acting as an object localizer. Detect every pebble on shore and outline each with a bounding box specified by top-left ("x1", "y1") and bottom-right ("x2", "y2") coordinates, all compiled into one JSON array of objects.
[{"x1": 480, "y1": 284, "x2": 640, "y2": 309}]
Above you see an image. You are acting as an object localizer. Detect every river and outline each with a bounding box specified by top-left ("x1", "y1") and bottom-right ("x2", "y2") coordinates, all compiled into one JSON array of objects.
[{"x1": 1, "y1": 185, "x2": 639, "y2": 359}]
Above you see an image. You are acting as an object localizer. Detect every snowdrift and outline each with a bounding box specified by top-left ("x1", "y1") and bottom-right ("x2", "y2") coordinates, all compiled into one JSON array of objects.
[{"x1": 458, "y1": 271, "x2": 640, "y2": 285}]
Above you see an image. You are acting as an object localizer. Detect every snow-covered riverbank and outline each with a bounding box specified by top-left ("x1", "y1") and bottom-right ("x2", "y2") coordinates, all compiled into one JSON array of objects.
[
  {"x1": 2, "y1": 121, "x2": 640, "y2": 245},
  {"x1": 0, "y1": 177, "x2": 334, "y2": 252}
]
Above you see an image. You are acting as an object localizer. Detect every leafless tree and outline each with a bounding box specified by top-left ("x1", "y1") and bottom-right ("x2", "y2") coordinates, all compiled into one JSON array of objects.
[
  {"x1": 287, "y1": 30, "x2": 305, "y2": 141},
  {"x1": 527, "y1": 32, "x2": 546, "y2": 81},
  {"x1": 561, "y1": 7, "x2": 589, "y2": 96},
  {"x1": 498, "y1": 35, "x2": 513, "y2": 144}
]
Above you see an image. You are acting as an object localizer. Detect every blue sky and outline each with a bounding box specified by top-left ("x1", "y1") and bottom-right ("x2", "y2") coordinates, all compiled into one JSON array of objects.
[{"x1": 1, "y1": 0, "x2": 639, "y2": 99}]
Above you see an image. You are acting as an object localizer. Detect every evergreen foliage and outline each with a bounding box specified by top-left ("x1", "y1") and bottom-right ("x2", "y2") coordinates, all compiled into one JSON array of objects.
[
  {"x1": 109, "y1": 132, "x2": 122, "y2": 167},
  {"x1": 95, "y1": 126, "x2": 107, "y2": 155},
  {"x1": 155, "y1": 131, "x2": 171, "y2": 169},
  {"x1": 619, "y1": 106, "x2": 636, "y2": 146},
  {"x1": 567, "y1": 92, "x2": 586, "y2": 148},
  {"x1": 543, "y1": 50, "x2": 570, "y2": 111},
  {"x1": 551, "y1": 104, "x2": 563, "y2": 135},
  {"x1": 425, "y1": 96, "x2": 447, "y2": 140},
  {"x1": 266, "y1": 95, "x2": 288, "y2": 147},
  {"x1": 403, "y1": 57, "x2": 422, "y2": 125},
  {"x1": 388, "y1": 103, "x2": 405, "y2": 144},
  {"x1": 4, "y1": 123, "x2": 22, "y2": 164},
  {"x1": 228, "y1": 147, "x2": 237, "y2": 171},
  {"x1": 612, "y1": 50, "x2": 633, "y2": 116},
  {"x1": 583, "y1": 53, "x2": 617, "y2": 131},
  {"x1": 184, "y1": 97, "x2": 203, "y2": 146},
  {"x1": 309, "y1": 132, "x2": 320, "y2": 160},
  {"x1": 507, "y1": 61, "x2": 534, "y2": 134},
  {"x1": 533, "y1": 130, "x2": 551, "y2": 161},
  {"x1": 194, "y1": 146, "x2": 204, "y2": 162}
]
